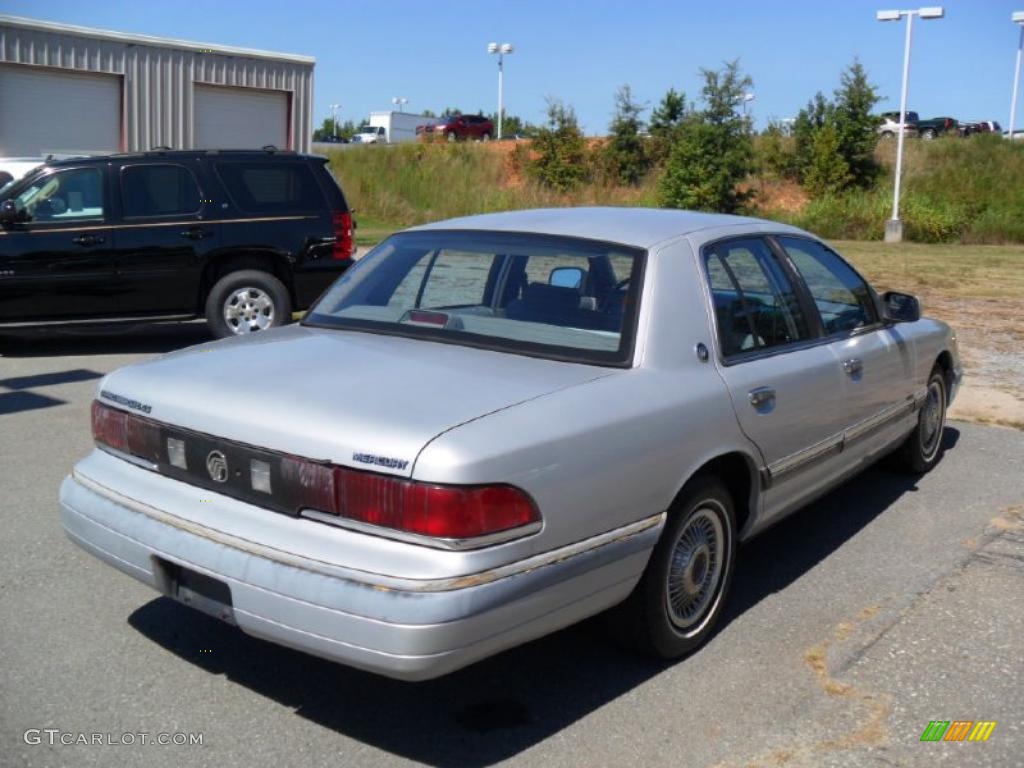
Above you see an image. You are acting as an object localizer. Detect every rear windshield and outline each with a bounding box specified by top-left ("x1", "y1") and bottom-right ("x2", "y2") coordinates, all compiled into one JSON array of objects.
[
  {"x1": 215, "y1": 161, "x2": 324, "y2": 214},
  {"x1": 304, "y1": 230, "x2": 645, "y2": 366}
]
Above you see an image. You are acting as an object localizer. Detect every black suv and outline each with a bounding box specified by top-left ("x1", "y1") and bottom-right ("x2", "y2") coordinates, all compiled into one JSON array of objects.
[{"x1": 0, "y1": 149, "x2": 354, "y2": 338}]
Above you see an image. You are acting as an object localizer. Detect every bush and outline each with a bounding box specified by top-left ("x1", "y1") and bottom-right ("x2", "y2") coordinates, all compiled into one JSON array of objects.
[
  {"x1": 603, "y1": 85, "x2": 650, "y2": 186},
  {"x1": 530, "y1": 99, "x2": 588, "y2": 191},
  {"x1": 803, "y1": 124, "x2": 852, "y2": 197},
  {"x1": 754, "y1": 123, "x2": 798, "y2": 180}
]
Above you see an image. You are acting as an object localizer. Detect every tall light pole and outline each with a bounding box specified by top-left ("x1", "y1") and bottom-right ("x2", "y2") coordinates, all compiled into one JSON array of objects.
[
  {"x1": 876, "y1": 7, "x2": 944, "y2": 243},
  {"x1": 1010, "y1": 12, "x2": 1024, "y2": 140},
  {"x1": 392, "y1": 97, "x2": 409, "y2": 112},
  {"x1": 487, "y1": 42, "x2": 514, "y2": 139},
  {"x1": 328, "y1": 103, "x2": 341, "y2": 139}
]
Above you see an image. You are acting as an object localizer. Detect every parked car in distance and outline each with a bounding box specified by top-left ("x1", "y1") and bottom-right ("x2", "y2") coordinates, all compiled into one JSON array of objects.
[
  {"x1": 416, "y1": 114, "x2": 494, "y2": 142},
  {"x1": 60, "y1": 207, "x2": 962, "y2": 681},
  {"x1": 916, "y1": 116, "x2": 958, "y2": 140},
  {"x1": 966, "y1": 120, "x2": 1003, "y2": 135},
  {"x1": 317, "y1": 135, "x2": 348, "y2": 144},
  {"x1": 0, "y1": 149, "x2": 355, "y2": 338},
  {"x1": 877, "y1": 111, "x2": 920, "y2": 138}
]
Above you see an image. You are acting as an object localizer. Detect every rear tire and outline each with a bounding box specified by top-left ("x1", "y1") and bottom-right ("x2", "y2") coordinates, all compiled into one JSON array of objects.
[
  {"x1": 613, "y1": 475, "x2": 737, "y2": 659},
  {"x1": 893, "y1": 367, "x2": 947, "y2": 474},
  {"x1": 204, "y1": 269, "x2": 292, "y2": 339},
  {"x1": 446, "y1": 131, "x2": 457, "y2": 142}
]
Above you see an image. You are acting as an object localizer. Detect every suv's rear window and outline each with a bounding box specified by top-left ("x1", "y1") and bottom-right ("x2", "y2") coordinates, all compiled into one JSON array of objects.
[{"x1": 215, "y1": 162, "x2": 323, "y2": 214}]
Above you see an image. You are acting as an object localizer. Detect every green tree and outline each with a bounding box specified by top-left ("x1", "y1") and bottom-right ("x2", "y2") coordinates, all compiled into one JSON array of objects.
[
  {"x1": 755, "y1": 120, "x2": 799, "y2": 180},
  {"x1": 649, "y1": 88, "x2": 687, "y2": 138},
  {"x1": 792, "y1": 91, "x2": 831, "y2": 176},
  {"x1": 803, "y1": 122, "x2": 852, "y2": 197},
  {"x1": 659, "y1": 61, "x2": 754, "y2": 213},
  {"x1": 530, "y1": 99, "x2": 588, "y2": 191},
  {"x1": 604, "y1": 85, "x2": 649, "y2": 185},
  {"x1": 793, "y1": 60, "x2": 881, "y2": 193},
  {"x1": 831, "y1": 59, "x2": 881, "y2": 187},
  {"x1": 313, "y1": 117, "x2": 356, "y2": 141}
]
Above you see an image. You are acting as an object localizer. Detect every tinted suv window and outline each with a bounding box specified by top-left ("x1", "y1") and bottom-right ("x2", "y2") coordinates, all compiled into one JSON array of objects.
[
  {"x1": 777, "y1": 237, "x2": 877, "y2": 335},
  {"x1": 121, "y1": 164, "x2": 201, "y2": 218},
  {"x1": 704, "y1": 238, "x2": 811, "y2": 357},
  {"x1": 216, "y1": 162, "x2": 323, "y2": 214}
]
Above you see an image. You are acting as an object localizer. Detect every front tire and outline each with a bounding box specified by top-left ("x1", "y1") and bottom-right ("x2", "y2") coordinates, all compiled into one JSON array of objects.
[
  {"x1": 617, "y1": 475, "x2": 737, "y2": 658},
  {"x1": 204, "y1": 269, "x2": 292, "y2": 339},
  {"x1": 921, "y1": 128, "x2": 936, "y2": 140},
  {"x1": 894, "y1": 367, "x2": 947, "y2": 473}
]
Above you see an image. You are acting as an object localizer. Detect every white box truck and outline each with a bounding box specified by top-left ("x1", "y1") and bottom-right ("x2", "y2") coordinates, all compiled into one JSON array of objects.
[{"x1": 353, "y1": 112, "x2": 441, "y2": 144}]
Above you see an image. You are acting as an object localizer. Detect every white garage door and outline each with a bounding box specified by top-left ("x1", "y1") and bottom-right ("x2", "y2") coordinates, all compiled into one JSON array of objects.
[
  {"x1": 0, "y1": 66, "x2": 121, "y2": 156},
  {"x1": 194, "y1": 85, "x2": 289, "y2": 150}
]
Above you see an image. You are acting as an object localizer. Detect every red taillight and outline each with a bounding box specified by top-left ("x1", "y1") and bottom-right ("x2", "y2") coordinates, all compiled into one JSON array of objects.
[
  {"x1": 284, "y1": 456, "x2": 539, "y2": 541},
  {"x1": 92, "y1": 401, "x2": 161, "y2": 462},
  {"x1": 332, "y1": 211, "x2": 354, "y2": 261}
]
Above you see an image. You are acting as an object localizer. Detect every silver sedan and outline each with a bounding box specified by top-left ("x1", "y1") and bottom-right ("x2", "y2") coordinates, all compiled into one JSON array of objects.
[{"x1": 60, "y1": 207, "x2": 962, "y2": 680}]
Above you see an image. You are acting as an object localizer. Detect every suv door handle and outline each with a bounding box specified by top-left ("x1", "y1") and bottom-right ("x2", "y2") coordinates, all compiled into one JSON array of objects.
[
  {"x1": 72, "y1": 235, "x2": 104, "y2": 246},
  {"x1": 179, "y1": 227, "x2": 209, "y2": 240},
  {"x1": 748, "y1": 386, "x2": 776, "y2": 411},
  {"x1": 843, "y1": 358, "x2": 864, "y2": 377}
]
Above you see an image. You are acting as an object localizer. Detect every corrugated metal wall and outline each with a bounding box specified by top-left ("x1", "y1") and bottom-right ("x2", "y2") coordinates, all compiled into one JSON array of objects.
[{"x1": 0, "y1": 21, "x2": 313, "y2": 152}]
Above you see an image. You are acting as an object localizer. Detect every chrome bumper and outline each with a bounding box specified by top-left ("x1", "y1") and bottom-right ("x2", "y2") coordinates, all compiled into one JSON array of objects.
[{"x1": 59, "y1": 466, "x2": 660, "y2": 681}]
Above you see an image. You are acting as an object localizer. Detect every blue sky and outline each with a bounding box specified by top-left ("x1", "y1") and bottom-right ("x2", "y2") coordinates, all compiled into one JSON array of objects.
[{"x1": 3, "y1": 0, "x2": 1022, "y2": 133}]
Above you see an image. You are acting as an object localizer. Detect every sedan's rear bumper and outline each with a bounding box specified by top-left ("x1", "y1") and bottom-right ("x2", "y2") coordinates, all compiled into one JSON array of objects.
[{"x1": 59, "y1": 470, "x2": 659, "y2": 681}]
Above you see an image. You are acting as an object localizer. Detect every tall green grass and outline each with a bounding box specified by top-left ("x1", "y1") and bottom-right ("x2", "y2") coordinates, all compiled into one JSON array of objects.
[
  {"x1": 325, "y1": 142, "x2": 659, "y2": 236},
  {"x1": 326, "y1": 135, "x2": 1024, "y2": 244},
  {"x1": 769, "y1": 135, "x2": 1024, "y2": 243}
]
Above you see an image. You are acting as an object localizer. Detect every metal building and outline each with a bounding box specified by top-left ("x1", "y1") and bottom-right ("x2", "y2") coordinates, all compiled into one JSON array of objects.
[{"x1": 0, "y1": 15, "x2": 314, "y2": 156}]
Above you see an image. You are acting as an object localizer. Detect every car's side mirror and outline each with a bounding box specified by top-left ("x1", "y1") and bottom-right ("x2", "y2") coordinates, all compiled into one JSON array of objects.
[
  {"x1": 881, "y1": 291, "x2": 921, "y2": 323},
  {"x1": 0, "y1": 199, "x2": 18, "y2": 224},
  {"x1": 550, "y1": 266, "x2": 584, "y2": 290}
]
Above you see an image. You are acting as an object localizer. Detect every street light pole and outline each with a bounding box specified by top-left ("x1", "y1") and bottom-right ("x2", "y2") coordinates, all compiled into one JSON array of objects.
[
  {"x1": 328, "y1": 103, "x2": 341, "y2": 139},
  {"x1": 1010, "y1": 12, "x2": 1024, "y2": 140},
  {"x1": 488, "y1": 42, "x2": 514, "y2": 139},
  {"x1": 392, "y1": 97, "x2": 409, "y2": 112},
  {"x1": 876, "y1": 7, "x2": 944, "y2": 243}
]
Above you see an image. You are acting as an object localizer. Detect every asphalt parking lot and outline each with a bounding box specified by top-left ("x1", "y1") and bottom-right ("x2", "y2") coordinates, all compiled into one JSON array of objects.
[{"x1": 1, "y1": 323, "x2": 1022, "y2": 768}]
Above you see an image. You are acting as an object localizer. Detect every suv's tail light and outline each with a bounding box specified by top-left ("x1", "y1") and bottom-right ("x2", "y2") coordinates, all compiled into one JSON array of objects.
[
  {"x1": 92, "y1": 401, "x2": 161, "y2": 463},
  {"x1": 282, "y1": 456, "x2": 540, "y2": 542},
  {"x1": 332, "y1": 211, "x2": 354, "y2": 261}
]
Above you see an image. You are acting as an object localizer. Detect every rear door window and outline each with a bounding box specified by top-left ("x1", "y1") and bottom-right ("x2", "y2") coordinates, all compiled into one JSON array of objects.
[
  {"x1": 704, "y1": 238, "x2": 811, "y2": 357},
  {"x1": 215, "y1": 162, "x2": 324, "y2": 214},
  {"x1": 121, "y1": 164, "x2": 201, "y2": 218}
]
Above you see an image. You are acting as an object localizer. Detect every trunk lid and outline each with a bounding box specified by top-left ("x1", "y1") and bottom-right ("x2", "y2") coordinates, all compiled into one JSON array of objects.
[{"x1": 98, "y1": 325, "x2": 612, "y2": 477}]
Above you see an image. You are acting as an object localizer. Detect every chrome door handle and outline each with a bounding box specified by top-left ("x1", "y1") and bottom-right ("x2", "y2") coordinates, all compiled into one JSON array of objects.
[
  {"x1": 179, "y1": 227, "x2": 208, "y2": 240},
  {"x1": 72, "y1": 235, "x2": 104, "y2": 246},
  {"x1": 843, "y1": 358, "x2": 863, "y2": 376},
  {"x1": 748, "y1": 386, "x2": 776, "y2": 410}
]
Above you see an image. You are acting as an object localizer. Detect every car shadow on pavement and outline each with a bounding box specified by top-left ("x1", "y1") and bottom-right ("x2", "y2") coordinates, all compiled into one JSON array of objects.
[
  {"x1": 127, "y1": 427, "x2": 960, "y2": 768},
  {"x1": 0, "y1": 322, "x2": 212, "y2": 358}
]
